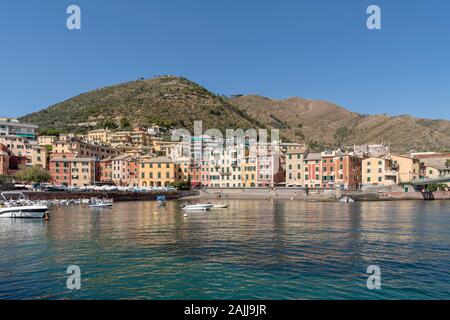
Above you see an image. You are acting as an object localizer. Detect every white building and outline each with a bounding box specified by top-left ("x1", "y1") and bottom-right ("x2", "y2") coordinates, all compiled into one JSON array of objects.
[{"x1": 0, "y1": 117, "x2": 38, "y2": 140}]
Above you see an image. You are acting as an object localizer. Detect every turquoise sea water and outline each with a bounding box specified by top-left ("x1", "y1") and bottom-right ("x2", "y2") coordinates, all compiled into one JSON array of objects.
[{"x1": 0, "y1": 200, "x2": 449, "y2": 300}]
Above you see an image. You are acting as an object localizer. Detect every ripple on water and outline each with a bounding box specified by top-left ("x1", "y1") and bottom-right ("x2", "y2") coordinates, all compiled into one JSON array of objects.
[{"x1": 0, "y1": 200, "x2": 449, "y2": 299}]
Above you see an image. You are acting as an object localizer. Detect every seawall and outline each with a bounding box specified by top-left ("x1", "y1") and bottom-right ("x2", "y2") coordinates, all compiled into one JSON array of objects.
[
  {"x1": 184, "y1": 188, "x2": 450, "y2": 202},
  {"x1": 20, "y1": 190, "x2": 198, "y2": 202}
]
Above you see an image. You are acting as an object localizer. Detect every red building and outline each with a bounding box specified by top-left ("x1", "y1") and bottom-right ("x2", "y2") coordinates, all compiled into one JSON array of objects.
[
  {"x1": 334, "y1": 153, "x2": 362, "y2": 190},
  {"x1": 320, "y1": 151, "x2": 362, "y2": 189},
  {"x1": 321, "y1": 151, "x2": 337, "y2": 188},
  {"x1": 49, "y1": 158, "x2": 95, "y2": 187},
  {"x1": 304, "y1": 153, "x2": 322, "y2": 188},
  {"x1": 98, "y1": 158, "x2": 112, "y2": 184}
]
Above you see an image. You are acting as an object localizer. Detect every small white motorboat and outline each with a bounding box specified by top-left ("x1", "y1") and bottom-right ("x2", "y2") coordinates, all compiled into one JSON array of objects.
[
  {"x1": 89, "y1": 198, "x2": 113, "y2": 208},
  {"x1": 180, "y1": 203, "x2": 213, "y2": 211},
  {"x1": 0, "y1": 205, "x2": 49, "y2": 219},
  {"x1": 0, "y1": 192, "x2": 49, "y2": 219},
  {"x1": 211, "y1": 203, "x2": 229, "y2": 209}
]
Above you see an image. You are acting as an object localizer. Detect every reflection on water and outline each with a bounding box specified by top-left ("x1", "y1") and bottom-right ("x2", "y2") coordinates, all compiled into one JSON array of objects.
[{"x1": 0, "y1": 200, "x2": 449, "y2": 299}]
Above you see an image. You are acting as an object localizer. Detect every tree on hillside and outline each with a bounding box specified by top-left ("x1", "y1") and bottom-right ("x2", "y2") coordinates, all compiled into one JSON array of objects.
[
  {"x1": 119, "y1": 117, "x2": 131, "y2": 129},
  {"x1": 16, "y1": 166, "x2": 51, "y2": 184},
  {"x1": 97, "y1": 119, "x2": 118, "y2": 130},
  {"x1": 39, "y1": 128, "x2": 67, "y2": 136}
]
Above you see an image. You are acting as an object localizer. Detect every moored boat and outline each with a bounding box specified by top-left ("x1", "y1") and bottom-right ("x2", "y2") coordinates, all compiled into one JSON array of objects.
[
  {"x1": 180, "y1": 203, "x2": 213, "y2": 211},
  {"x1": 0, "y1": 192, "x2": 49, "y2": 219},
  {"x1": 211, "y1": 203, "x2": 229, "y2": 209},
  {"x1": 339, "y1": 196, "x2": 355, "y2": 203},
  {"x1": 89, "y1": 198, "x2": 113, "y2": 208}
]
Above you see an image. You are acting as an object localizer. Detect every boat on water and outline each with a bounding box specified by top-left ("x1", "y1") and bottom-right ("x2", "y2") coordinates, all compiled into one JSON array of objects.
[
  {"x1": 157, "y1": 195, "x2": 167, "y2": 207},
  {"x1": 339, "y1": 196, "x2": 355, "y2": 203},
  {"x1": 211, "y1": 203, "x2": 229, "y2": 209},
  {"x1": 180, "y1": 203, "x2": 213, "y2": 211},
  {"x1": 89, "y1": 198, "x2": 113, "y2": 208},
  {"x1": 0, "y1": 192, "x2": 49, "y2": 219}
]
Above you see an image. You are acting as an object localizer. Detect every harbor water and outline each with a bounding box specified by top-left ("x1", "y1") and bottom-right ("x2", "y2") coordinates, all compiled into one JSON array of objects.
[{"x1": 0, "y1": 200, "x2": 449, "y2": 299}]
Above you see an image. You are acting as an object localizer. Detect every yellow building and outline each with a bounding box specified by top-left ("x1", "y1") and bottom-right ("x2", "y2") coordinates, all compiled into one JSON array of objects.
[
  {"x1": 87, "y1": 128, "x2": 112, "y2": 144},
  {"x1": 31, "y1": 146, "x2": 49, "y2": 169},
  {"x1": 52, "y1": 138, "x2": 118, "y2": 160},
  {"x1": 285, "y1": 147, "x2": 308, "y2": 187},
  {"x1": 362, "y1": 157, "x2": 398, "y2": 186},
  {"x1": 241, "y1": 156, "x2": 257, "y2": 187},
  {"x1": 391, "y1": 154, "x2": 420, "y2": 183},
  {"x1": 139, "y1": 157, "x2": 178, "y2": 187},
  {"x1": 110, "y1": 131, "x2": 132, "y2": 147},
  {"x1": 425, "y1": 164, "x2": 450, "y2": 180}
]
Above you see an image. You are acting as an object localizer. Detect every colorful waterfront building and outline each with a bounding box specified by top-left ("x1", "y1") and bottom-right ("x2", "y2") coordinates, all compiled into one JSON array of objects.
[
  {"x1": 390, "y1": 154, "x2": 420, "y2": 184},
  {"x1": 321, "y1": 150, "x2": 337, "y2": 188},
  {"x1": 285, "y1": 146, "x2": 308, "y2": 187},
  {"x1": 424, "y1": 164, "x2": 450, "y2": 180},
  {"x1": 257, "y1": 150, "x2": 284, "y2": 187},
  {"x1": 362, "y1": 157, "x2": 398, "y2": 186},
  {"x1": 304, "y1": 152, "x2": 322, "y2": 188},
  {"x1": 111, "y1": 154, "x2": 134, "y2": 186},
  {"x1": 334, "y1": 152, "x2": 362, "y2": 190},
  {"x1": 242, "y1": 156, "x2": 258, "y2": 187},
  {"x1": 98, "y1": 158, "x2": 113, "y2": 184},
  {"x1": 139, "y1": 157, "x2": 178, "y2": 187},
  {"x1": 49, "y1": 158, "x2": 95, "y2": 187},
  {"x1": 200, "y1": 159, "x2": 211, "y2": 188}
]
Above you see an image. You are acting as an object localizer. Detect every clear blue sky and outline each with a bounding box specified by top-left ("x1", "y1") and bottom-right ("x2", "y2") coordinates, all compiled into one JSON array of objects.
[{"x1": 0, "y1": 0, "x2": 449, "y2": 119}]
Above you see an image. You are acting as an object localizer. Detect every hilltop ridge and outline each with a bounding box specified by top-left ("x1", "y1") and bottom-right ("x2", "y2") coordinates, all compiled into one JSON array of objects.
[{"x1": 19, "y1": 76, "x2": 450, "y2": 153}]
